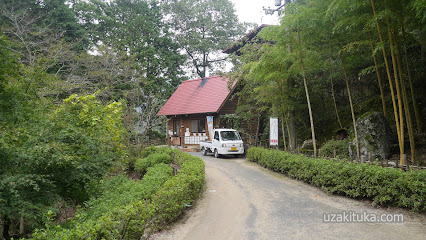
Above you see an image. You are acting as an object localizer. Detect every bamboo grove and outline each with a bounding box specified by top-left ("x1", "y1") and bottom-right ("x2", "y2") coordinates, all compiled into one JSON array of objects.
[{"x1": 229, "y1": 0, "x2": 425, "y2": 165}]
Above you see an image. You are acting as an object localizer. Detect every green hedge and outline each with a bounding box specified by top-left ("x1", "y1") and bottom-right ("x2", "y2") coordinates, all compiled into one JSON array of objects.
[
  {"x1": 31, "y1": 148, "x2": 205, "y2": 239},
  {"x1": 140, "y1": 146, "x2": 173, "y2": 158},
  {"x1": 73, "y1": 163, "x2": 173, "y2": 224},
  {"x1": 246, "y1": 147, "x2": 425, "y2": 212},
  {"x1": 134, "y1": 153, "x2": 172, "y2": 175}
]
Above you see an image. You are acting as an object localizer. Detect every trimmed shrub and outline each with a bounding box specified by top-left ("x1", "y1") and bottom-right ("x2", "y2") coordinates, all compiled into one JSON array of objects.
[
  {"x1": 319, "y1": 139, "x2": 350, "y2": 159},
  {"x1": 247, "y1": 147, "x2": 425, "y2": 212},
  {"x1": 134, "y1": 153, "x2": 171, "y2": 175},
  {"x1": 140, "y1": 146, "x2": 172, "y2": 158},
  {"x1": 127, "y1": 146, "x2": 173, "y2": 170},
  {"x1": 153, "y1": 157, "x2": 205, "y2": 226}
]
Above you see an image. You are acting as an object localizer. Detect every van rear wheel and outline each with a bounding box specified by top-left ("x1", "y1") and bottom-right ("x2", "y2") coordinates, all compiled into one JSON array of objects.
[{"x1": 202, "y1": 147, "x2": 208, "y2": 156}]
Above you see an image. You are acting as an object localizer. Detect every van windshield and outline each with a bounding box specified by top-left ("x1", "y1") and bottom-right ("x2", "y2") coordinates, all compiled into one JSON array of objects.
[{"x1": 220, "y1": 131, "x2": 241, "y2": 141}]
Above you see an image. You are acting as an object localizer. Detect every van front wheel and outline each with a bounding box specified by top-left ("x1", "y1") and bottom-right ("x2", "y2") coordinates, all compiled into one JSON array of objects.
[{"x1": 214, "y1": 149, "x2": 220, "y2": 158}]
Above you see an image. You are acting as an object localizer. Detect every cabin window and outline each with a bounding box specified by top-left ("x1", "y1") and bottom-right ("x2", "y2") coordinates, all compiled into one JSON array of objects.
[
  {"x1": 191, "y1": 119, "x2": 205, "y2": 133},
  {"x1": 173, "y1": 120, "x2": 180, "y2": 136},
  {"x1": 214, "y1": 131, "x2": 219, "y2": 140}
]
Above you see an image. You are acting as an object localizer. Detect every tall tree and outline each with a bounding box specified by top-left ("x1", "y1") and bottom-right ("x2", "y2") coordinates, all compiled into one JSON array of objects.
[
  {"x1": 163, "y1": 0, "x2": 247, "y2": 78},
  {"x1": 75, "y1": 0, "x2": 185, "y2": 139}
]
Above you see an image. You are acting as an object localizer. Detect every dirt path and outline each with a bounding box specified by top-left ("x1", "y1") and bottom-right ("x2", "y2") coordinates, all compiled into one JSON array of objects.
[{"x1": 151, "y1": 152, "x2": 425, "y2": 240}]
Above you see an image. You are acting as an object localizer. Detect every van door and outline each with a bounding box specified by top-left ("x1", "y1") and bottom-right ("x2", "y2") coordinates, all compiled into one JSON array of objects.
[{"x1": 212, "y1": 131, "x2": 220, "y2": 149}]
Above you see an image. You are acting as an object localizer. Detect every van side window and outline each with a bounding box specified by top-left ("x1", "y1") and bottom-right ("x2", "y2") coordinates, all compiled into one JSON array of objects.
[{"x1": 214, "y1": 131, "x2": 219, "y2": 140}]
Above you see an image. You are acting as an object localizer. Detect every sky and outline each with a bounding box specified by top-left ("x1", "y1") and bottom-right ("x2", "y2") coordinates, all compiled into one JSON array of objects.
[{"x1": 230, "y1": 0, "x2": 282, "y2": 25}]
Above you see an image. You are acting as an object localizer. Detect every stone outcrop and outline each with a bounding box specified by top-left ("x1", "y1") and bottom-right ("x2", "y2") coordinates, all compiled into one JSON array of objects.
[
  {"x1": 301, "y1": 139, "x2": 314, "y2": 150},
  {"x1": 349, "y1": 112, "x2": 394, "y2": 161}
]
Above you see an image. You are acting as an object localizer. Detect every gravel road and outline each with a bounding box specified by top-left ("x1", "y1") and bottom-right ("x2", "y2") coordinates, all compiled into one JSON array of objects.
[{"x1": 151, "y1": 152, "x2": 425, "y2": 240}]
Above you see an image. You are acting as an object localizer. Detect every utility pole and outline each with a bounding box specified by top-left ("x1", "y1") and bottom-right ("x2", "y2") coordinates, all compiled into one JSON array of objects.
[{"x1": 262, "y1": 0, "x2": 287, "y2": 16}]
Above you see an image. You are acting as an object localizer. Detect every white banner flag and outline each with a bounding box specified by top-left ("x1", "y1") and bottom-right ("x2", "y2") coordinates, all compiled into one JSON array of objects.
[
  {"x1": 270, "y1": 117, "x2": 278, "y2": 146},
  {"x1": 207, "y1": 116, "x2": 214, "y2": 140}
]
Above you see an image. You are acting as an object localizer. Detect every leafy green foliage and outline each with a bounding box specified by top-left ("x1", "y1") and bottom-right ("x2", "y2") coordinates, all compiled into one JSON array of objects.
[
  {"x1": 46, "y1": 93, "x2": 126, "y2": 202},
  {"x1": 232, "y1": 0, "x2": 425, "y2": 147},
  {"x1": 140, "y1": 146, "x2": 173, "y2": 158},
  {"x1": 163, "y1": 0, "x2": 248, "y2": 78},
  {"x1": 68, "y1": 163, "x2": 173, "y2": 225},
  {"x1": 31, "y1": 150, "x2": 205, "y2": 240},
  {"x1": 247, "y1": 147, "x2": 425, "y2": 212},
  {"x1": 319, "y1": 139, "x2": 350, "y2": 159},
  {"x1": 0, "y1": 90, "x2": 127, "y2": 236},
  {"x1": 135, "y1": 153, "x2": 172, "y2": 175}
]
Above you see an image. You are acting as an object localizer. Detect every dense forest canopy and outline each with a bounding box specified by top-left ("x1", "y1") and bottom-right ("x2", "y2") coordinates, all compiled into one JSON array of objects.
[{"x1": 228, "y1": 0, "x2": 425, "y2": 164}]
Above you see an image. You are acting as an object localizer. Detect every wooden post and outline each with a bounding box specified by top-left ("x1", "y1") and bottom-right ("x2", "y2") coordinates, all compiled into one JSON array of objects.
[
  {"x1": 403, "y1": 154, "x2": 407, "y2": 168},
  {"x1": 333, "y1": 149, "x2": 336, "y2": 159},
  {"x1": 20, "y1": 214, "x2": 24, "y2": 235},
  {"x1": 368, "y1": 152, "x2": 372, "y2": 165}
]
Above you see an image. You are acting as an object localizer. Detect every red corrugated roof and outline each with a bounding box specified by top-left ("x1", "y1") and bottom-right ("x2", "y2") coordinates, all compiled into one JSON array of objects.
[{"x1": 157, "y1": 75, "x2": 233, "y2": 116}]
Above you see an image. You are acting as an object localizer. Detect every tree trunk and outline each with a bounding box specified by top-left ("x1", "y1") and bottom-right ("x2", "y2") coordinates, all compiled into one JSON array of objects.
[
  {"x1": 285, "y1": 17, "x2": 296, "y2": 152},
  {"x1": 288, "y1": 110, "x2": 296, "y2": 151},
  {"x1": 284, "y1": 112, "x2": 292, "y2": 152},
  {"x1": 297, "y1": 28, "x2": 317, "y2": 158},
  {"x1": 19, "y1": 214, "x2": 24, "y2": 236},
  {"x1": 281, "y1": 111, "x2": 287, "y2": 151},
  {"x1": 369, "y1": 31, "x2": 387, "y2": 117},
  {"x1": 255, "y1": 113, "x2": 261, "y2": 147}
]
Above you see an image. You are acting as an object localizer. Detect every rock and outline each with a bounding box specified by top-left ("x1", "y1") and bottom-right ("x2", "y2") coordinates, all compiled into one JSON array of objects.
[
  {"x1": 301, "y1": 139, "x2": 314, "y2": 150},
  {"x1": 349, "y1": 112, "x2": 394, "y2": 161}
]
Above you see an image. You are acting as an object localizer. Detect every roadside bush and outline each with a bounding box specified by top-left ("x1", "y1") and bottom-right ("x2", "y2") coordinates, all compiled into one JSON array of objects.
[
  {"x1": 75, "y1": 164, "x2": 173, "y2": 224},
  {"x1": 134, "y1": 153, "x2": 171, "y2": 175},
  {"x1": 140, "y1": 146, "x2": 172, "y2": 158},
  {"x1": 124, "y1": 146, "x2": 173, "y2": 170},
  {"x1": 319, "y1": 139, "x2": 350, "y2": 159},
  {"x1": 153, "y1": 157, "x2": 205, "y2": 227},
  {"x1": 31, "y1": 150, "x2": 205, "y2": 240},
  {"x1": 246, "y1": 147, "x2": 426, "y2": 212}
]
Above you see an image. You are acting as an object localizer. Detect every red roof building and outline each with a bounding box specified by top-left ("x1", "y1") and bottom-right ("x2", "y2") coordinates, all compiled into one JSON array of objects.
[
  {"x1": 157, "y1": 75, "x2": 235, "y2": 116},
  {"x1": 157, "y1": 75, "x2": 239, "y2": 146}
]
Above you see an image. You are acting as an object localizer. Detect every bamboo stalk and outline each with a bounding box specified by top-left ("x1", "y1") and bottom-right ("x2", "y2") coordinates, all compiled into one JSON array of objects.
[
  {"x1": 369, "y1": 0, "x2": 402, "y2": 161},
  {"x1": 369, "y1": 31, "x2": 387, "y2": 117},
  {"x1": 330, "y1": 77, "x2": 343, "y2": 129},
  {"x1": 394, "y1": 25, "x2": 416, "y2": 164},
  {"x1": 340, "y1": 55, "x2": 360, "y2": 162},
  {"x1": 297, "y1": 27, "x2": 317, "y2": 158},
  {"x1": 385, "y1": 1, "x2": 404, "y2": 165},
  {"x1": 402, "y1": 29, "x2": 422, "y2": 133},
  {"x1": 333, "y1": 19, "x2": 360, "y2": 162}
]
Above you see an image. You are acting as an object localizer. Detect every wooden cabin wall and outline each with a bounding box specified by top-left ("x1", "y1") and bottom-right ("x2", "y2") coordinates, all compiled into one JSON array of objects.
[{"x1": 166, "y1": 114, "x2": 220, "y2": 146}]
